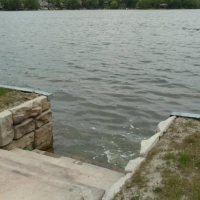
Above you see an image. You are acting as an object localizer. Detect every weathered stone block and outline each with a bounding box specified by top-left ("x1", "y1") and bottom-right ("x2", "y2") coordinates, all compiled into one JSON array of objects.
[
  {"x1": 45, "y1": 147, "x2": 54, "y2": 153},
  {"x1": 13, "y1": 118, "x2": 35, "y2": 139},
  {"x1": 34, "y1": 122, "x2": 53, "y2": 148},
  {"x1": 2, "y1": 132, "x2": 34, "y2": 150},
  {"x1": 46, "y1": 135, "x2": 53, "y2": 148},
  {"x1": 34, "y1": 96, "x2": 51, "y2": 111},
  {"x1": 0, "y1": 110, "x2": 14, "y2": 147},
  {"x1": 34, "y1": 140, "x2": 53, "y2": 151},
  {"x1": 34, "y1": 137, "x2": 53, "y2": 151},
  {"x1": 35, "y1": 110, "x2": 52, "y2": 128},
  {"x1": 9, "y1": 99, "x2": 42, "y2": 125}
]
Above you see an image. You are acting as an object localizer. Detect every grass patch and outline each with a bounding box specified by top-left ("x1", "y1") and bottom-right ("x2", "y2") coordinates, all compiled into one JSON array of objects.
[
  {"x1": 153, "y1": 187, "x2": 162, "y2": 193},
  {"x1": 156, "y1": 123, "x2": 200, "y2": 199},
  {"x1": 183, "y1": 132, "x2": 200, "y2": 146},
  {"x1": 0, "y1": 89, "x2": 39, "y2": 112},
  {"x1": 177, "y1": 152, "x2": 192, "y2": 169},
  {"x1": 146, "y1": 147, "x2": 159, "y2": 162},
  {"x1": 184, "y1": 120, "x2": 197, "y2": 129},
  {"x1": 0, "y1": 87, "x2": 12, "y2": 96},
  {"x1": 126, "y1": 168, "x2": 148, "y2": 189},
  {"x1": 131, "y1": 196, "x2": 139, "y2": 200},
  {"x1": 196, "y1": 160, "x2": 200, "y2": 170},
  {"x1": 163, "y1": 152, "x2": 176, "y2": 160},
  {"x1": 23, "y1": 146, "x2": 32, "y2": 151},
  {"x1": 183, "y1": 133, "x2": 197, "y2": 144}
]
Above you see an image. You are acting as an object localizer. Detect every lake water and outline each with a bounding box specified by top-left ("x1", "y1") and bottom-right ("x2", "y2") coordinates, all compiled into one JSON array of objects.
[{"x1": 0, "y1": 10, "x2": 200, "y2": 167}]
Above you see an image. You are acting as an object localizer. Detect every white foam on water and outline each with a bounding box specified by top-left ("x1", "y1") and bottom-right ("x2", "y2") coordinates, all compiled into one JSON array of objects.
[
  {"x1": 104, "y1": 150, "x2": 113, "y2": 163},
  {"x1": 130, "y1": 125, "x2": 134, "y2": 129}
]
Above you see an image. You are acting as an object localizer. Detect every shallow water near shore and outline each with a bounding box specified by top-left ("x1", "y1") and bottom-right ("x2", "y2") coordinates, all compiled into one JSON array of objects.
[{"x1": 0, "y1": 10, "x2": 200, "y2": 167}]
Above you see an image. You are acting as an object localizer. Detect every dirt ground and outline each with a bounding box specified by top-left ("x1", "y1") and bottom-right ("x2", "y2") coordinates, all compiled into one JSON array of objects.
[
  {"x1": 0, "y1": 90, "x2": 40, "y2": 112},
  {"x1": 114, "y1": 117, "x2": 200, "y2": 200}
]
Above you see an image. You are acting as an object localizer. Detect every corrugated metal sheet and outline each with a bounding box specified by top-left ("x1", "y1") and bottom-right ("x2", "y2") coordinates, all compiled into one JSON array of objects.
[{"x1": 170, "y1": 112, "x2": 200, "y2": 119}]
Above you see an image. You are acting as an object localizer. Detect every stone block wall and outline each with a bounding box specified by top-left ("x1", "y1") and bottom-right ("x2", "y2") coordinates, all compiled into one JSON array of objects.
[{"x1": 0, "y1": 96, "x2": 53, "y2": 151}]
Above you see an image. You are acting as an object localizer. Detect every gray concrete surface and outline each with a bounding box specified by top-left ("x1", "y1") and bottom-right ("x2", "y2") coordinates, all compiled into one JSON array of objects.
[{"x1": 0, "y1": 149, "x2": 124, "y2": 200}]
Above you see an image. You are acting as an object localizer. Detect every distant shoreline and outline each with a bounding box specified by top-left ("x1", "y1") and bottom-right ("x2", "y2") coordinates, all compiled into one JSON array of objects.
[{"x1": 0, "y1": 8, "x2": 200, "y2": 11}]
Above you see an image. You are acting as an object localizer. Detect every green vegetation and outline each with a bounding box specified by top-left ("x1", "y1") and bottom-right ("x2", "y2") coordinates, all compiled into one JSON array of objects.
[
  {"x1": 0, "y1": 89, "x2": 39, "y2": 112},
  {"x1": 110, "y1": 1, "x2": 118, "y2": 8},
  {"x1": 55, "y1": 0, "x2": 200, "y2": 9},
  {"x1": 24, "y1": 0, "x2": 40, "y2": 10},
  {"x1": 24, "y1": 146, "x2": 32, "y2": 151},
  {"x1": 155, "y1": 128, "x2": 200, "y2": 199},
  {"x1": 136, "y1": 0, "x2": 200, "y2": 9},
  {"x1": 0, "y1": 0, "x2": 40, "y2": 10},
  {"x1": 153, "y1": 187, "x2": 162, "y2": 193},
  {"x1": 0, "y1": 0, "x2": 200, "y2": 10},
  {"x1": 131, "y1": 197, "x2": 139, "y2": 200},
  {"x1": 0, "y1": 87, "x2": 12, "y2": 96},
  {"x1": 0, "y1": 87, "x2": 13, "y2": 111}
]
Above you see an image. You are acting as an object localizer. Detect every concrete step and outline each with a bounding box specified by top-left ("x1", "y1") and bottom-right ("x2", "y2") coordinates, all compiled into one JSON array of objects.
[
  {"x1": 0, "y1": 149, "x2": 104, "y2": 200},
  {"x1": 12, "y1": 148, "x2": 124, "y2": 190},
  {"x1": 0, "y1": 167, "x2": 84, "y2": 200}
]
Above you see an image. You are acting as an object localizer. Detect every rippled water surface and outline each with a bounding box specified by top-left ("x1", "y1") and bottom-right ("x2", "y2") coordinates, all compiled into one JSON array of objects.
[{"x1": 0, "y1": 10, "x2": 200, "y2": 167}]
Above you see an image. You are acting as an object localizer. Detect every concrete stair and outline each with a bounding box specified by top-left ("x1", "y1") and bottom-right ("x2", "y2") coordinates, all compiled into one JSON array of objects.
[{"x1": 0, "y1": 149, "x2": 124, "y2": 200}]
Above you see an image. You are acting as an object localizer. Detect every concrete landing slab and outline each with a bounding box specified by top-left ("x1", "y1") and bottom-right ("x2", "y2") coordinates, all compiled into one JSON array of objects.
[
  {"x1": 12, "y1": 148, "x2": 124, "y2": 190},
  {"x1": 0, "y1": 167, "x2": 83, "y2": 200},
  {"x1": 0, "y1": 149, "x2": 104, "y2": 200}
]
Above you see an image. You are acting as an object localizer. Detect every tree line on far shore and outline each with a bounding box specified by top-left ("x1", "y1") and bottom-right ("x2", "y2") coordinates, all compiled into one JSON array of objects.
[
  {"x1": 0, "y1": 0, "x2": 39, "y2": 10},
  {"x1": 0, "y1": 0, "x2": 200, "y2": 10}
]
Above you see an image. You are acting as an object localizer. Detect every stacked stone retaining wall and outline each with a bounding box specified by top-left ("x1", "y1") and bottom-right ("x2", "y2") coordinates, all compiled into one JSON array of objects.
[{"x1": 0, "y1": 96, "x2": 53, "y2": 151}]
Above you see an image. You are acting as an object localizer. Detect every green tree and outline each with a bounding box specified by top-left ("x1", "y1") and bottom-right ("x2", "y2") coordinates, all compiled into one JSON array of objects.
[
  {"x1": 136, "y1": 0, "x2": 151, "y2": 8},
  {"x1": 98, "y1": 0, "x2": 104, "y2": 8},
  {"x1": 24, "y1": 0, "x2": 40, "y2": 9},
  {"x1": 47, "y1": 0, "x2": 55, "y2": 3},
  {"x1": 197, "y1": 0, "x2": 200, "y2": 8},
  {"x1": 150, "y1": 0, "x2": 163, "y2": 8},
  {"x1": 81, "y1": 0, "x2": 90, "y2": 8},
  {"x1": 65, "y1": 0, "x2": 80, "y2": 9},
  {"x1": 3, "y1": 0, "x2": 20, "y2": 10},
  {"x1": 122, "y1": 0, "x2": 138, "y2": 8},
  {"x1": 181, "y1": 0, "x2": 198, "y2": 8},
  {"x1": 89, "y1": 0, "x2": 98, "y2": 8},
  {"x1": 131, "y1": 0, "x2": 139, "y2": 7},
  {"x1": 110, "y1": 0, "x2": 118, "y2": 8},
  {"x1": 55, "y1": 0, "x2": 61, "y2": 7}
]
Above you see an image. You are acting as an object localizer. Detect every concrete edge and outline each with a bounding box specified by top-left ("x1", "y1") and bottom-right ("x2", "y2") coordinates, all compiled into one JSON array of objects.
[
  {"x1": 140, "y1": 116, "x2": 176, "y2": 156},
  {"x1": 140, "y1": 131, "x2": 162, "y2": 156},
  {"x1": 124, "y1": 157, "x2": 145, "y2": 173},
  {"x1": 0, "y1": 85, "x2": 53, "y2": 101},
  {"x1": 102, "y1": 173, "x2": 132, "y2": 200},
  {"x1": 156, "y1": 116, "x2": 176, "y2": 133}
]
